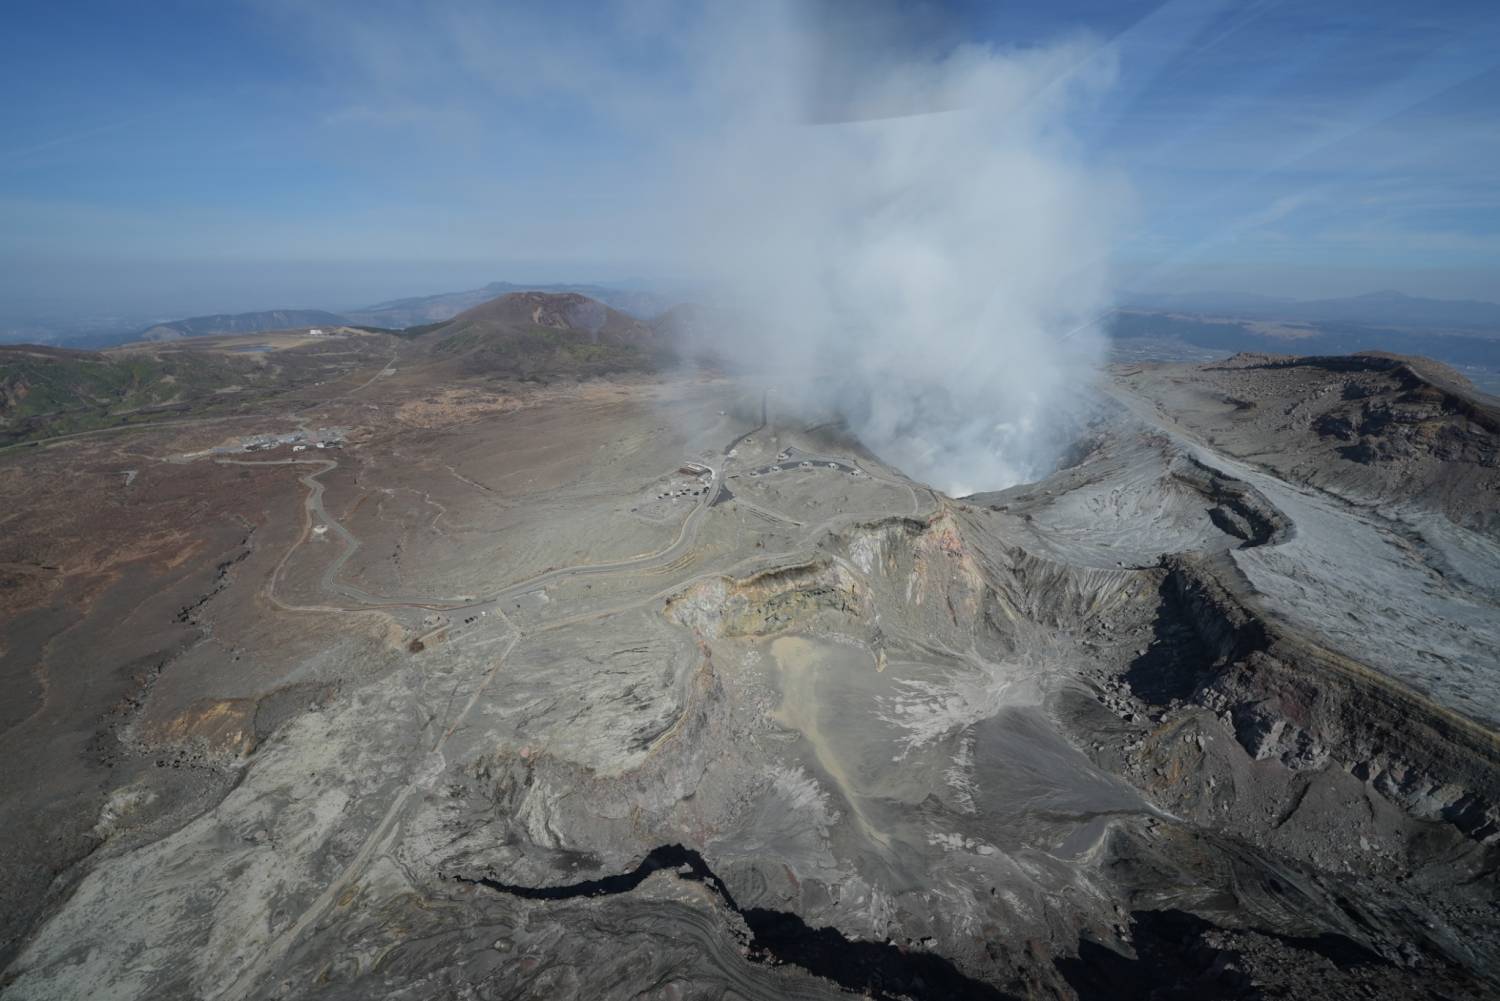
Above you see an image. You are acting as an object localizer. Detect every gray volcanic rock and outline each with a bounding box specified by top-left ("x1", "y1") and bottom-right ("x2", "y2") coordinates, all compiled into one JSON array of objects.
[{"x1": 1, "y1": 354, "x2": 1497, "y2": 999}]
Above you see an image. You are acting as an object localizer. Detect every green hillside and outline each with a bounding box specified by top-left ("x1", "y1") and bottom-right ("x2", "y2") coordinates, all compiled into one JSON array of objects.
[{"x1": 0, "y1": 346, "x2": 274, "y2": 444}]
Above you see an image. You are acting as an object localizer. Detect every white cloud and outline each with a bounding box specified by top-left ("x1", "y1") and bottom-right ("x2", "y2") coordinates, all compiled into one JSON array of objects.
[{"x1": 650, "y1": 7, "x2": 1129, "y2": 491}]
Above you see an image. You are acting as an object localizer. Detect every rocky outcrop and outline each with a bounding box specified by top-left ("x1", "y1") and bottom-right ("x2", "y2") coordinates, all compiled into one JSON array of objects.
[{"x1": 1150, "y1": 551, "x2": 1500, "y2": 842}]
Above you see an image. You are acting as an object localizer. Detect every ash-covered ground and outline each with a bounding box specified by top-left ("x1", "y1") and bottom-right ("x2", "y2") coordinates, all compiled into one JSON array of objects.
[{"x1": 2, "y1": 343, "x2": 1498, "y2": 1000}]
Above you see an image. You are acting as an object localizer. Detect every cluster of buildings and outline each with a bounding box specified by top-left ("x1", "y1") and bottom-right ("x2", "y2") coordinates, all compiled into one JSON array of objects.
[
  {"x1": 655, "y1": 461, "x2": 713, "y2": 501},
  {"x1": 215, "y1": 427, "x2": 350, "y2": 455}
]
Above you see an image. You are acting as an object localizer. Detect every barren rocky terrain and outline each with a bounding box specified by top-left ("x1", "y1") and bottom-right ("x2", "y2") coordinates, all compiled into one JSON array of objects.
[{"x1": 1, "y1": 321, "x2": 1497, "y2": 999}]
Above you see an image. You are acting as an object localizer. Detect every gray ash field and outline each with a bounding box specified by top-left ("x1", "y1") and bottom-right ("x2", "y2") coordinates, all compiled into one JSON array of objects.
[{"x1": 2, "y1": 324, "x2": 1498, "y2": 999}]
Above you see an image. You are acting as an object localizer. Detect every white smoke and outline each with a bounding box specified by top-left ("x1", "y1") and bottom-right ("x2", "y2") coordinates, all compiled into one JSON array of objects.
[
  {"x1": 658, "y1": 6, "x2": 1128, "y2": 495},
  {"x1": 278, "y1": 1, "x2": 1127, "y2": 494}
]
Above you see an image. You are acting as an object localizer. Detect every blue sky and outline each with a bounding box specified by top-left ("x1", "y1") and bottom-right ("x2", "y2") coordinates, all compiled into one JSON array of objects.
[{"x1": 1, "y1": 0, "x2": 1497, "y2": 324}]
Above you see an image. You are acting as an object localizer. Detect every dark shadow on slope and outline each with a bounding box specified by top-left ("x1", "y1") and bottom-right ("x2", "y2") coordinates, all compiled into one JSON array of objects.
[
  {"x1": 1124, "y1": 577, "x2": 1219, "y2": 705},
  {"x1": 454, "y1": 844, "x2": 1015, "y2": 999},
  {"x1": 1056, "y1": 909, "x2": 1384, "y2": 1001},
  {"x1": 740, "y1": 906, "x2": 1012, "y2": 1000}
]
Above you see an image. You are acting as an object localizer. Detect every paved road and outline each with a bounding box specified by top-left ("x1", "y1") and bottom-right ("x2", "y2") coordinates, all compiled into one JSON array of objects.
[
  {"x1": 219, "y1": 446, "x2": 726, "y2": 615},
  {"x1": 482, "y1": 464, "x2": 723, "y2": 604},
  {"x1": 216, "y1": 455, "x2": 475, "y2": 612}
]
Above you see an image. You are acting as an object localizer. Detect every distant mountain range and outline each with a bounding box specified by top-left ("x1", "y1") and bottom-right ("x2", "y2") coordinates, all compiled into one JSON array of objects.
[
  {"x1": 5, "y1": 282, "x2": 678, "y2": 349},
  {"x1": 1122, "y1": 290, "x2": 1500, "y2": 331},
  {"x1": 9, "y1": 284, "x2": 1498, "y2": 363}
]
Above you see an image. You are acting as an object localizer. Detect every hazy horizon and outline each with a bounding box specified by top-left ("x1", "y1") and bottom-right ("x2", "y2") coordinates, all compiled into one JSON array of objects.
[{"x1": 2, "y1": 260, "x2": 1498, "y2": 336}]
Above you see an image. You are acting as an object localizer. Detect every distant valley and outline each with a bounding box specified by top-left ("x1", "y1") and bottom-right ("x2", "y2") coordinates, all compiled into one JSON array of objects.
[
  {"x1": 1122, "y1": 289, "x2": 1500, "y2": 329},
  {"x1": 138, "y1": 309, "x2": 349, "y2": 342},
  {"x1": 1111, "y1": 290, "x2": 1500, "y2": 392}
]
